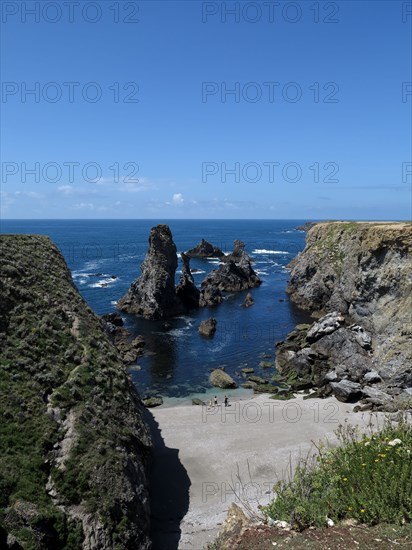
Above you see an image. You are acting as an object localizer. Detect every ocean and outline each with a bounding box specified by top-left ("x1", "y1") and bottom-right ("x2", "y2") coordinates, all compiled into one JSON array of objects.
[{"x1": 1, "y1": 219, "x2": 312, "y2": 401}]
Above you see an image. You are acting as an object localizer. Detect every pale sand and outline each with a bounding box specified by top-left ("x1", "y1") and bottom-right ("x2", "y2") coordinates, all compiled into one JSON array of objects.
[{"x1": 148, "y1": 393, "x2": 384, "y2": 550}]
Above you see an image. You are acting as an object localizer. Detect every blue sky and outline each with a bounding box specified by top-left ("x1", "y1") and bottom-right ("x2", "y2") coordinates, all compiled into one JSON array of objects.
[{"x1": 1, "y1": 0, "x2": 411, "y2": 219}]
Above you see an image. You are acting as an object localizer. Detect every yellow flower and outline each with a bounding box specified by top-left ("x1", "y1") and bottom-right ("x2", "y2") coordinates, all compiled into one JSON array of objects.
[
  {"x1": 361, "y1": 463, "x2": 366, "y2": 467},
  {"x1": 360, "y1": 509, "x2": 365, "y2": 513},
  {"x1": 342, "y1": 477, "x2": 348, "y2": 481},
  {"x1": 348, "y1": 507, "x2": 352, "y2": 511},
  {"x1": 379, "y1": 454, "x2": 386, "y2": 458},
  {"x1": 374, "y1": 459, "x2": 379, "y2": 463}
]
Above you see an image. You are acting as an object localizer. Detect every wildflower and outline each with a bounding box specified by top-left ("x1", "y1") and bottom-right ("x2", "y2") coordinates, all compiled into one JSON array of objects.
[
  {"x1": 343, "y1": 477, "x2": 348, "y2": 481},
  {"x1": 348, "y1": 507, "x2": 352, "y2": 511},
  {"x1": 364, "y1": 441, "x2": 370, "y2": 446},
  {"x1": 360, "y1": 509, "x2": 365, "y2": 513},
  {"x1": 374, "y1": 459, "x2": 379, "y2": 463},
  {"x1": 388, "y1": 439, "x2": 402, "y2": 446},
  {"x1": 361, "y1": 463, "x2": 366, "y2": 467},
  {"x1": 379, "y1": 454, "x2": 386, "y2": 458}
]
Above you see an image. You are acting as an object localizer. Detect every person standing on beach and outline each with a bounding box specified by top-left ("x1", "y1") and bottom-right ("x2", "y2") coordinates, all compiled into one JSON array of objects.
[
  {"x1": 224, "y1": 395, "x2": 228, "y2": 407},
  {"x1": 214, "y1": 395, "x2": 218, "y2": 406}
]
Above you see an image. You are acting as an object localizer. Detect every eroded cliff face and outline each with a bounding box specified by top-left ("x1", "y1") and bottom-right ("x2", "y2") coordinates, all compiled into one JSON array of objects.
[
  {"x1": 282, "y1": 222, "x2": 412, "y2": 401},
  {"x1": 0, "y1": 235, "x2": 152, "y2": 549}
]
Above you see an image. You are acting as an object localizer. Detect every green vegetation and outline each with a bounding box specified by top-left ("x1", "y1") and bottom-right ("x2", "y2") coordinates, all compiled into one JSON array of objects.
[
  {"x1": 264, "y1": 416, "x2": 412, "y2": 529},
  {"x1": 0, "y1": 235, "x2": 151, "y2": 548}
]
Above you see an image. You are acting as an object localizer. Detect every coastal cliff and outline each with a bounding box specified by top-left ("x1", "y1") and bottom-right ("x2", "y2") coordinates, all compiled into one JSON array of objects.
[
  {"x1": 0, "y1": 235, "x2": 152, "y2": 549},
  {"x1": 277, "y1": 222, "x2": 412, "y2": 408}
]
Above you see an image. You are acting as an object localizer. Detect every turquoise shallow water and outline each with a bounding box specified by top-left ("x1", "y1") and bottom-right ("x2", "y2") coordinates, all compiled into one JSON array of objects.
[{"x1": 1, "y1": 219, "x2": 311, "y2": 398}]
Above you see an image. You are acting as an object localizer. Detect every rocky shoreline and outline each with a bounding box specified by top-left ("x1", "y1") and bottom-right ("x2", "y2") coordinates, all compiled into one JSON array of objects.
[{"x1": 275, "y1": 222, "x2": 412, "y2": 411}]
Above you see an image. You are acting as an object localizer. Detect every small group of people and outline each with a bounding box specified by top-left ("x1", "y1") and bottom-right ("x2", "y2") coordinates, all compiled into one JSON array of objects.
[{"x1": 208, "y1": 395, "x2": 229, "y2": 407}]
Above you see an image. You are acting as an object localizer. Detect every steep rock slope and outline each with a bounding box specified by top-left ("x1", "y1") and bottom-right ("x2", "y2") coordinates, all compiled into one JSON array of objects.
[
  {"x1": 0, "y1": 235, "x2": 152, "y2": 549},
  {"x1": 282, "y1": 222, "x2": 412, "y2": 399}
]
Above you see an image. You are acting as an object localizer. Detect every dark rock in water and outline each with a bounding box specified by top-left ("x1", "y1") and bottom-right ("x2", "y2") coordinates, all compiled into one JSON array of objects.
[
  {"x1": 209, "y1": 369, "x2": 237, "y2": 389},
  {"x1": 198, "y1": 317, "x2": 217, "y2": 337},
  {"x1": 199, "y1": 284, "x2": 223, "y2": 307},
  {"x1": 102, "y1": 315, "x2": 145, "y2": 364},
  {"x1": 143, "y1": 396, "x2": 163, "y2": 408},
  {"x1": 241, "y1": 292, "x2": 254, "y2": 308},
  {"x1": 200, "y1": 240, "x2": 260, "y2": 298},
  {"x1": 118, "y1": 224, "x2": 184, "y2": 319},
  {"x1": 248, "y1": 375, "x2": 267, "y2": 384},
  {"x1": 241, "y1": 367, "x2": 254, "y2": 374},
  {"x1": 176, "y1": 252, "x2": 200, "y2": 309},
  {"x1": 330, "y1": 380, "x2": 363, "y2": 402},
  {"x1": 221, "y1": 240, "x2": 250, "y2": 264},
  {"x1": 253, "y1": 384, "x2": 279, "y2": 394},
  {"x1": 192, "y1": 398, "x2": 206, "y2": 406},
  {"x1": 259, "y1": 361, "x2": 273, "y2": 369},
  {"x1": 241, "y1": 382, "x2": 257, "y2": 389},
  {"x1": 101, "y1": 312, "x2": 124, "y2": 327},
  {"x1": 186, "y1": 238, "x2": 224, "y2": 259}
]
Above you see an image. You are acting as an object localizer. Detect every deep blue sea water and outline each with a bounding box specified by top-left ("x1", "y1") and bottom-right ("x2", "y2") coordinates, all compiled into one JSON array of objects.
[{"x1": 1, "y1": 219, "x2": 312, "y2": 400}]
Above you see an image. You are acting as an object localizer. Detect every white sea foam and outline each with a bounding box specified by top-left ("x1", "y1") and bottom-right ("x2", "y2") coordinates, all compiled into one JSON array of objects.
[
  {"x1": 255, "y1": 270, "x2": 268, "y2": 275},
  {"x1": 252, "y1": 249, "x2": 289, "y2": 255},
  {"x1": 89, "y1": 277, "x2": 119, "y2": 288},
  {"x1": 110, "y1": 300, "x2": 118, "y2": 306}
]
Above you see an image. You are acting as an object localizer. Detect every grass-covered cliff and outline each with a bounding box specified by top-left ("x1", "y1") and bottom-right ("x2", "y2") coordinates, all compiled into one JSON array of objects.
[{"x1": 0, "y1": 235, "x2": 152, "y2": 549}]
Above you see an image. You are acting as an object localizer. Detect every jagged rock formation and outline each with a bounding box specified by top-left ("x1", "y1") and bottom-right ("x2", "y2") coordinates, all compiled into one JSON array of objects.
[
  {"x1": 175, "y1": 252, "x2": 200, "y2": 309},
  {"x1": 118, "y1": 224, "x2": 184, "y2": 319},
  {"x1": 199, "y1": 240, "x2": 261, "y2": 306},
  {"x1": 101, "y1": 313, "x2": 145, "y2": 364},
  {"x1": 186, "y1": 239, "x2": 224, "y2": 259},
  {"x1": 277, "y1": 222, "x2": 412, "y2": 409},
  {"x1": 0, "y1": 235, "x2": 152, "y2": 549}
]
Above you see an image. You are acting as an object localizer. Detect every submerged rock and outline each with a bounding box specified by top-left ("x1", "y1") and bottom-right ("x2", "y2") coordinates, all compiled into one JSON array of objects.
[
  {"x1": 241, "y1": 292, "x2": 254, "y2": 308},
  {"x1": 118, "y1": 224, "x2": 184, "y2": 319},
  {"x1": 198, "y1": 317, "x2": 217, "y2": 337},
  {"x1": 209, "y1": 369, "x2": 238, "y2": 389}
]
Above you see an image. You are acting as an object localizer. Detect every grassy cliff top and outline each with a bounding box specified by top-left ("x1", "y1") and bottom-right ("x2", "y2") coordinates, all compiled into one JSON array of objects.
[{"x1": 0, "y1": 235, "x2": 151, "y2": 549}]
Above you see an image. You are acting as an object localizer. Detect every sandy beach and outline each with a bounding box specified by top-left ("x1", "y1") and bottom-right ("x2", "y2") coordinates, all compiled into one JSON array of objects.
[{"x1": 147, "y1": 393, "x2": 384, "y2": 550}]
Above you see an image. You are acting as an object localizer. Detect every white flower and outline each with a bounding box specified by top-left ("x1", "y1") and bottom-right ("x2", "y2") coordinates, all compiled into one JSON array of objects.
[
  {"x1": 388, "y1": 438, "x2": 402, "y2": 446},
  {"x1": 364, "y1": 441, "x2": 370, "y2": 446}
]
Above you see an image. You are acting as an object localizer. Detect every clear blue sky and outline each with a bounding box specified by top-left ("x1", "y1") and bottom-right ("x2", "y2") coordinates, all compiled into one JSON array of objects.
[{"x1": 1, "y1": 0, "x2": 411, "y2": 219}]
